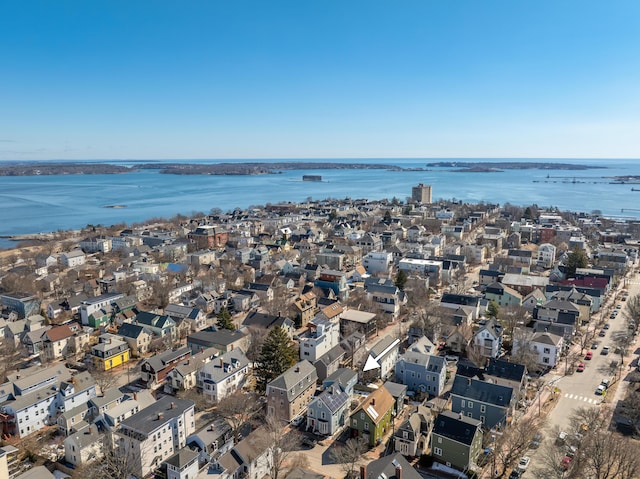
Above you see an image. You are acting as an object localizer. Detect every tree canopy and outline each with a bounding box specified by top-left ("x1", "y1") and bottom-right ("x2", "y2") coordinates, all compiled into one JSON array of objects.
[
  {"x1": 255, "y1": 326, "x2": 298, "y2": 393},
  {"x1": 215, "y1": 306, "x2": 235, "y2": 331},
  {"x1": 395, "y1": 269, "x2": 407, "y2": 291},
  {"x1": 565, "y1": 246, "x2": 589, "y2": 278}
]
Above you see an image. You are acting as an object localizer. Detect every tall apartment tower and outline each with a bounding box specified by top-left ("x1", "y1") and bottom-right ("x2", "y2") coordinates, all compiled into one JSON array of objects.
[{"x1": 411, "y1": 183, "x2": 432, "y2": 203}]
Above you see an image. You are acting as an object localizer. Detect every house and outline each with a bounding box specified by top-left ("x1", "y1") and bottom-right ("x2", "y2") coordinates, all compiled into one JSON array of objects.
[
  {"x1": 114, "y1": 396, "x2": 196, "y2": 478},
  {"x1": 315, "y1": 269, "x2": 349, "y2": 301},
  {"x1": 446, "y1": 324, "x2": 473, "y2": 354},
  {"x1": 186, "y1": 329, "x2": 247, "y2": 355},
  {"x1": 340, "y1": 309, "x2": 378, "y2": 337},
  {"x1": 395, "y1": 351, "x2": 447, "y2": 397},
  {"x1": 456, "y1": 358, "x2": 527, "y2": 396},
  {"x1": 187, "y1": 225, "x2": 228, "y2": 249},
  {"x1": 266, "y1": 360, "x2": 317, "y2": 423},
  {"x1": 21, "y1": 326, "x2": 50, "y2": 356},
  {"x1": 61, "y1": 249, "x2": 86, "y2": 268},
  {"x1": 243, "y1": 310, "x2": 295, "y2": 337},
  {"x1": 213, "y1": 427, "x2": 273, "y2": 479},
  {"x1": 162, "y1": 448, "x2": 200, "y2": 479},
  {"x1": 0, "y1": 292, "x2": 40, "y2": 319},
  {"x1": 306, "y1": 383, "x2": 350, "y2": 436},
  {"x1": 140, "y1": 347, "x2": 192, "y2": 388},
  {"x1": 185, "y1": 417, "x2": 233, "y2": 465},
  {"x1": 116, "y1": 322, "x2": 154, "y2": 357},
  {"x1": 79, "y1": 292, "x2": 124, "y2": 328},
  {"x1": 450, "y1": 376, "x2": 514, "y2": 429},
  {"x1": 383, "y1": 381, "x2": 407, "y2": 417},
  {"x1": 88, "y1": 388, "x2": 126, "y2": 417},
  {"x1": 484, "y1": 282, "x2": 523, "y2": 307},
  {"x1": 359, "y1": 453, "x2": 421, "y2": 479},
  {"x1": 41, "y1": 323, "x2": 90, "y2": 362},
  {"x1": 522, "y1": 288, "x2": 546, "y2": 311},
  {"x1": 91, "y1": 333, "x2": 131, "y2": 371},
  {"x1": 165, "y1": 304, "x2": 207, "y2": 334},
  {"x1": 199, "y1": 348, "x2": 250, "y2": 403},
  {"x1": 314, "y1": 344, "x2": 346, "y2": 382},
  {"x1": 431, "y1": 410, "x2": 483, "y2": 472},
  {"x1": 363, "y1": 335, "x2": 400, "y2": 381},
  {"x1": 165, "y1": 347, "x2": 218, "y2": 393},
  {"x1": 291, "y1": 292, "x2": 318, "y2": 328},
  {"x1": 537, "y1": 243, "x2": 557, "y2": 268},
  {"x1": 299, "y1": 317, "x2": 340, "y2": 362},
  {"x1": 362, "y1": 251, "x2": 393, "y2": 275},
  {"x1": 513, "y1": 328, "x2": 564, "y2": 369},
  {"x1": 393, "y1": 405, "x2": 433, "y2": 457},
  {"x1": 364, "y1": 278, "x2": 406, "y2": 319},
  {"x1": 63, "y1": 424, "x2": 101, "y2": 467},
  {"x1": 479, "y1": 269, "x2": 503, "y2": 286},
  {"x1": 472, "y1": 320, "x2": 502, "y2": 358},
  {"x1": 134, "y1": 311, "x2": 177, "y2": 341},
  {"x1": 349, "y1": 385, "x2": 394, "y2": 447}
]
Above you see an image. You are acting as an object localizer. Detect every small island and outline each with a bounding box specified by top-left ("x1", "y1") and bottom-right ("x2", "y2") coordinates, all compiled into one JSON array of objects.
[
  {"x1": 426, "y1": 161, "x2": 606, "y2": 172},
  {"x1": 0, "y1": 162, "x2": 132, "y2": 176},
  {"x1": 302, "y1": 175, "x2": 322, "y2": 181}
]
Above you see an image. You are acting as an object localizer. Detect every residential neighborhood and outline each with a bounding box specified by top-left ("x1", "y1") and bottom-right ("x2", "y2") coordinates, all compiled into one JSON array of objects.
[{"x1": 1, "y1": 192, "x2": 640, "y2": 479}]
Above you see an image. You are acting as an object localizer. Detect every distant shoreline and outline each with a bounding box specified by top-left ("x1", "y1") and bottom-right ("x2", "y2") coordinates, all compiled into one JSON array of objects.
[{"x1": 0, "y1": 160, "x2": 603, "y2": 177}]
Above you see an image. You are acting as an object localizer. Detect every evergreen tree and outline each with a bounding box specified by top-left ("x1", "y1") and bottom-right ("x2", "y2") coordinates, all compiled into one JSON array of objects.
[
  {"x1": 216, "y1": 307, "x2": 235, "y2": 331},
  {"x1": 395, "y1": 269, "x2": 408, "y2": 291},
  {"x1": 255, "y1": 326, "x2": 298, "y2": 393},
  {"x1": 487, "y1": 300, "x2": 500, "y2": 320},
  {"x1": 565, "y1": 246, "x2": 589, "y2": 278}
]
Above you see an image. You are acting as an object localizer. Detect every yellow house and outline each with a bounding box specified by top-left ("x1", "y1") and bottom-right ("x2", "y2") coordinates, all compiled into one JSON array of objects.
[{"x1": 91, "y1": 333, "x2": 131, "y2": 371}]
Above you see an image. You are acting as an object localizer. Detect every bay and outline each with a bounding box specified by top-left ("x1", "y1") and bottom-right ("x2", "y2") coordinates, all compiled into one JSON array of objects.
[{"x1": 0, "y1": 158, "x2": 639, "y2": 250}]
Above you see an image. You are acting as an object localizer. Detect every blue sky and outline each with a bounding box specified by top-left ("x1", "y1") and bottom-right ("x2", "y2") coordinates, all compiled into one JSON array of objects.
[{"x1": 1, "y1": 1, "x2": 639, "y2": 160}]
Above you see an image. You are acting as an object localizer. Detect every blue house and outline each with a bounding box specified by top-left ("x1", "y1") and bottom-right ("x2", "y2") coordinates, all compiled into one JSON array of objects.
[
  {"x1": 450, "y1": 376, "x2": 514, "y2": 429},
  {"x1": 306, "y1": 384, "x2": 350, "y2": 436},
  {"x1": 395, "y1": 351, "x2": 447, "y2": 397}
]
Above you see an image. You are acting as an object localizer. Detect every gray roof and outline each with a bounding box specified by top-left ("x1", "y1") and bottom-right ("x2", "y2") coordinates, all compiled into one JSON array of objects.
[
  {"x1": 324, "y1": 368, "x2": 358, "y2": 391},
  {"x1": 200, "y1": 349, "x2": 249, "y2": 384},
  {"x1": 369, "y1": 335, "x2": 399, "y2": 358},
  {"x1": 315, "y1": 384, "x2": 349, "y2": 414},
  {"x1": 117, "y1": 322, "x2": 152, "y2": 339},
  {"x1": 365, "y1": 453, "x2": 421, "y2": 479},
  {"x1": 15, "y1": 466, "x2": 55, "y2": 479},
  {"x1": 119, "y1": 396, "x2": 194, "y2": 436},
  {"x1": 268, "y1": 360, "x2": 317, "y2": 401},
  {"x1": 164, "y1": 447, "x2": 199, "y2": 468},
  {"x1": 432, "y1": 410, "x2": 482, "y2": 446},
  {"x1": 89, "y1": 388, "x2": 125, "y2": 410},
  {"x1": 143, "y1": 346, "x2": 191, "y2": 372},
  {"x1": 188, "y1": 329, "x2": 246, "y2": 347},
  {"x1": 450, "y1": 376, "x2": 514, "y2": 407},
  {"x1": 65, "y1": 424, "x2": 100, "y2": 449}
]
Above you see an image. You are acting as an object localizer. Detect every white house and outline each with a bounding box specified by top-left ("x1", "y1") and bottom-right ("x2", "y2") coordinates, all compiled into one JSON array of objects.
[
  {"x1": 472, "y1": 320, "x2": 502, "y2": 358},
  {"x1": 362, "y1": 251, "x2": 393, "y2": 275},
  {"x1": 298, "y1": 317, "x2": 340, "y2": 362},
  {"x1": 114, "y1": 397, "x2": 196, "y2": 478},
  {"x1": 363, "y1": 335, "x2": 400, "y2": 381},
  {"x1": 537, "y1": 243, "x2": 557, "y2": 269},
  {"x1": 198, "y1": 349, "x2": 250, "y2": 403},
  {"x1": 61, "y1": 250, "x2": 86, "y2": 268}
]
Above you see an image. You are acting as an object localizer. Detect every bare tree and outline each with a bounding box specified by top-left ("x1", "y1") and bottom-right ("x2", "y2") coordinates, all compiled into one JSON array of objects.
[
  {"x1": 331, "y1": 437, "x2": 368, "y2": 479},
  {"x1": 466, "y1": 343, "x2": 487, "y2": 369},
  {"x1": 74, "y1": 435, "x2": 142, "y2": 479},
  {"x1": 510, "y1": 328, "x2": 540, "y2": 374},
  {"x1": 501, "y1": 305, "x2": 530, "y2": 339},
  {"x1": 0, "y1": 339, "x2": 24, "y2": 383},
  {"x1": 262, "y1": 413, "x2": 303, "y2": 479},
  {"x1": 88, "y1": 365, "x2": 119, "y2": 395},
  {"x1": 176, "y1": 387, "x2": 210, "y2": 412},
  {"x1": 216, "y1": 390, "x2": 262, "y2": 443},
  {"x1": 494, "y1": 416, "x2": 543, "y2": 478}
]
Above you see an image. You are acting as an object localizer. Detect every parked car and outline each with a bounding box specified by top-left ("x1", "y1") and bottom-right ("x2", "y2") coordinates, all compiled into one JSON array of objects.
[
  {"x1": 601, "y1": 346, "x2": 610, "y2": 355},
  {"x1": 508, "y1": 470, "x2": 522, "y2": 479},
  {"x1": 604, "y1": 323, "x2": 611, "y2": 329},
  {"x1": 599, "y1": 330, "x2": 607, "y2": 337},
  {"x1": 291, "y1": 416, "x2": 304, "y2": 427},
  {"x1": 530, "y1": 433, "x2": 543, "y2": 449},
  {"x1": 617, "y1": 304, "x2": 623, "y2": 309},
  {"x1": 596, "y1": 385, "x2": 607, "y2": 396},
  {"x1": 561, "y1": 455, "x2": 573, "y2": 469},
  {"x1": 591, "y1": 342, "x2": 599, "y2": 349},
  {"x1": 577, "y1": 362, "x2": 585, "y2": 372},
  {"x1": 302, "y1": 436, "x2": 318, "y2": 448},
  {"x1": 585, "y1": 351, "x2": 593, "y2": 360},
  {"x1": 556, "y1": 431, "x2": 568, "y2": 445},
  {"x1": 517, "y1": 456, "x2": 531, "y2": 471}
]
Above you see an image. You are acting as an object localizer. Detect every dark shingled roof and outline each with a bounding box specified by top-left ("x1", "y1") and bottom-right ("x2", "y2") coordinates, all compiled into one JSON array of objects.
[{"x1": 433, "y1": 410, "x2": 482, "y2": 446}]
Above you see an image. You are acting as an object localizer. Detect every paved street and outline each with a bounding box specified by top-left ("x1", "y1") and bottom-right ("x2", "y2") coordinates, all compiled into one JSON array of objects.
[{"x1": 523, "y1": 268, "x2": 640, "y2": 474}]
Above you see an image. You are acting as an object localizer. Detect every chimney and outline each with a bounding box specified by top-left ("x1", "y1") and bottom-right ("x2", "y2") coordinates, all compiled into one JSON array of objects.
[
  {"x1": 220, "y1": 358, "x2": 224, "y2": 367},
  {"x1": 459, "y1": 412, "x2": 463, "y2": 420},
  {"x1": 371, "y1": 398, "x2": 375, "y2": 406},
  {"x1": 467, "y1": 378, "x2": 471, "y2": 386},
  {"x1": 395, "y1": 465, "x2": 402, "y2": 479},
  {"x1": 360, "y1": 465, "x2": 367, "y2": 479},
  {"x1": 133, "y1": 392, "x2": 137, "y2": 401},
  {"x1": 295, "y1": 367, "x2": 300, "y2": 373},
  {"x1": 158, "y1": 412, "x2": 164, "y2": 420},
  {"x1": 170, "y1": 401, "x2": 176, "y2": 409}
]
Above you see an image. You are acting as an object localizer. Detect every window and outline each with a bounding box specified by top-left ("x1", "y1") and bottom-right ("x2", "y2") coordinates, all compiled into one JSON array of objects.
[
  {"x1": 352, "y1": 419, "x2": 357, "y2": 427},
  {"x1": 461, "y1": 400, "x2": 465, "y2": 408},
  {"x1": 360, "y1": 412, "x2": 365, "y2": 420},
  {"x1": 437, "y1": 437, "x2": 442, "y2": 444},
  {"x1": 544, "y1": 347, "x2": 551, "y2": 354},
  {"x1": 434, "y1": 447, "x2": 442, "y2": 456},
  {"x1": 364, "y1": 422, "x2": 369, "y2": 431},
  {"x1": 480, "y1": 416, "x2": 485, "y2": 423},
  {"x1": 468, "y1": 401, "x2": 473, "y2": 408},
  {"x1": 480, "y1": 405, "x2": 486, "y2": 413},
  {"x1": 467, "y1": 413, "x2": 473, "y2": 418},
  {"x1": 543, "y1": 357, "x2": 550, "y2": 364}
]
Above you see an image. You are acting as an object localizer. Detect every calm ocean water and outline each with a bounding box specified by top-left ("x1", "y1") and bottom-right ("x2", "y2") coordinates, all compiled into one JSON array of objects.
[{"x1": 0, "y1": 158, "x2": 639, "y2": 249}]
